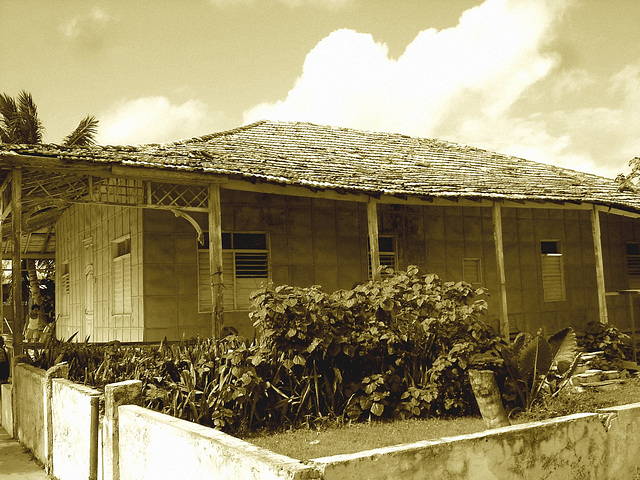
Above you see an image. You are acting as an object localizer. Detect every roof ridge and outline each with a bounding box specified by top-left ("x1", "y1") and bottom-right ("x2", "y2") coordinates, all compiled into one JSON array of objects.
[{"x1": 165, "y1": 120, "x2": 269, "y2": 146}]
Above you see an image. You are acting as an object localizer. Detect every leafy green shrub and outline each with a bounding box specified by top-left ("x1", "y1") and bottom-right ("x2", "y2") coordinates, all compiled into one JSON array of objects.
[
  {"x1": 577, "y1": 321, "x2": 630, "y2": 369},
  {"x1": 251, "y1": 265, "x2": 501, "y2": 420}
]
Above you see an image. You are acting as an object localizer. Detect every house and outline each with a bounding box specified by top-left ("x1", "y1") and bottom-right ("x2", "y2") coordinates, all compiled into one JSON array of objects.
[{"x1": 1, "y1": 120, "x2": 640, "y2": 348}]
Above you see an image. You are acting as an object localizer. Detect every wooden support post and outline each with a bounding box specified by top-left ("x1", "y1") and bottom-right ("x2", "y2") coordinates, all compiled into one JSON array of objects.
[
  {"x1": 492, "y1": 203, "x2": 509, "y2": 341},
  {"x1": 591, "y1": 206, "x2": 608, "y2": 324},
  {"x1": 628, "y1": 294, "x2": 638, "y2": 364},
  {"x1": 11, "y1": 168, "x2": 23, "y2": 355},
  {"x1": 367, "y1": 198, "x2": 381, "y2": 281},
  {"x1": 0, "y1": 192, "x2": 3, "y2": 333},
  {"x1": 208, "y1": 184, "x2": 224, "y2": 339}
]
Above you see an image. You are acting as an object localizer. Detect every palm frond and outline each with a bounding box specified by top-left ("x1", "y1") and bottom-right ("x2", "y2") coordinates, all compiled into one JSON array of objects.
[
  {"x1": 63, "y1": 115, "x2": 99, "y2": 146},
  {"x1": 0, "y1": 93, "x2": 20, "y2": 143},
  {"x1": 16, "y1": 90, "x2": 43, "y2": 144}
]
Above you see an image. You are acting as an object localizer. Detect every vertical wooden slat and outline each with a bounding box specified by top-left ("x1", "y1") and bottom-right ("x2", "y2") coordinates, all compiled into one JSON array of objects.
[
  {"x1": 591, "y1": 206, "x2": 608, "y2": 323},
  {"x1": 208, "y1": 184, "x2": 224, "y2": 339},
  {"x1": 367, "y1": 198, "x2": 380, "y2": 281},
  {"x1": 12, "y1": 168, "x2": 23, "y2": 354},
  {"x1": 492, "y1": 203, "x2": 509, "y2": 340}
]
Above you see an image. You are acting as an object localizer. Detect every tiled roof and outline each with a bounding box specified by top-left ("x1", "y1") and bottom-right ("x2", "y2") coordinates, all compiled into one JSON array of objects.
[{"x1": 2, "y1": 120, "x2": 639, "y2": 212}]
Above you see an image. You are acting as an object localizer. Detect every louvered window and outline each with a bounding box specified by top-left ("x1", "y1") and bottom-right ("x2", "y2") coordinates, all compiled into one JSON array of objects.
[
  {"x1": 541, "y1": 241, "x2": 565, "y2": 302},
  {"x1": 369, "y1": 236, "x2": 396, "y2": 278},
  {"x1": 198, "y1": 232, "x2": 269, "y2": 312},
  {"x1": 60, "y1": 262, "x2": 70, "y2": 316},
  {"x1": 626, "y1": 243, "x2": 640, "y2": 288},
  {"x1": 112, "y1": 237, "x2": 132, "y2": 314},
  {"x1": 462, "y1": 258, "x2": 482, "y2": 285}
]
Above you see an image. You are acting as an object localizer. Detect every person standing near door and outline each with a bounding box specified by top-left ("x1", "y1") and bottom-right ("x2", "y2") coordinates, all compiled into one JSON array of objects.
[{"x1": 0, "y1": 336, "x2": 9, "y2": 384}]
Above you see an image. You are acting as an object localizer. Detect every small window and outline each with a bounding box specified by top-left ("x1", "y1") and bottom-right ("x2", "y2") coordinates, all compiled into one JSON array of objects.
[
  {"x1": 61, "y1": 262, "x2": 70, "y2": 295},
  {"x1": 59, "y1": 262, "x2": 70, "y2": 317},
  {"x1": 462, "y1": 258, "x2": 482, "y2": 285},
  {"x1": 369, "y1": 236, "x2": 396, "y2": 278},
  {"x1": 541, "y1": 241, "x2": 560, "y2": 255},
  {"x1": 541, "y1": 241, "x2": 565, "y2": 302},
  {"x1": 114, "y1": 237, "x2": 131, "y2": 258},
  {"x1": 626, "y1": 243, "x2": 640, "y2": 288}
]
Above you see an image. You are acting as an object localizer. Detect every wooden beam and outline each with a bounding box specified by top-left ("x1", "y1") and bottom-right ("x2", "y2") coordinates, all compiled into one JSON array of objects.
[
  {"x1": 110, "y1": 165, "x2": 227, "y2": 186},
  {"x1": 208, "y1": 184, "x2": 224, "y2": 339},
  {"x1": 13, "y1": 252, "x2": 55, "y2": 260},
  {"x1": 65, "y1": 198, "x2": 208, "y2": 213},
  {"x1": 492, "y1": 203, "x2": 510, "y2": 340},
  {"x1": 596, "y1": 204, "x2": 640, "y2": 219},
  {"x1": 11, "y1": 168, "x2": 23, "y2": 354},
  {"x1": 591, "y1": 206, "x2": 608, "y2": 323},
  {"x1": 367, "y1": 198, "x2": 381, "y2": 281}
]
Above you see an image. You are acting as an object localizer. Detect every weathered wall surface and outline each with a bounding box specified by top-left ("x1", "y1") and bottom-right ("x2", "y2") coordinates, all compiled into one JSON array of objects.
[
  {"x1": 1, "y1": 383, "x2": 13, "y2": 436},
  {"x1": 14, "y1": 363, "x2": 47, "y2": 464},
  {"x1": 315, "y1": 413, "x2": 612, "y2": 480},
  {"x1": 118, "y1": 405, "x2": 322, "y2": 480},
  {"x1": 50, "y1": 379, "x2": 100, "y2": 480},
  {"x1": 598, "y1": 403, "x2": 640, "y2": 478}
]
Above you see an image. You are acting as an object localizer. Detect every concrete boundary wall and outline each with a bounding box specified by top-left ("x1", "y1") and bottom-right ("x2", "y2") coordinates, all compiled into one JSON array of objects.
[
  {"x1": 7, "y1": 369, "x2": 640, "y2": 480},
  {"x1": 117, "y1": 405, "x2": 322, "y2": 480},
  {"x1": 1, "y1": 383, "x2": 13, "y2": 436},
  {"x1": 50, "y1": 378, "x2": 101, "y2": 480},
  {"x1": 311, "y1": 407, "x2": 640, "y2": 480},
  {"x1": 14, "y1": 364, "x2": 49, "y2": 466}
]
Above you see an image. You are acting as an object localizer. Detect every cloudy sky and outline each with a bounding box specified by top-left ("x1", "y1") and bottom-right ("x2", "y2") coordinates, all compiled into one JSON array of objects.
[{"x1": 1, "y1": 0, "x2": 639, "y2": 178}]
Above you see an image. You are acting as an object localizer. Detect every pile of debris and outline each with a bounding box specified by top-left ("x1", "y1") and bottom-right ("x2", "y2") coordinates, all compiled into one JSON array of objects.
[{"x1": 571, "y1": 351, "x2": 638, "y2": 391}]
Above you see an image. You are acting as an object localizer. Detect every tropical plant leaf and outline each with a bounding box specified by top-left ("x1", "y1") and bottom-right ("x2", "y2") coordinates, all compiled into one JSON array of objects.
[
  {"x1": 518, "y1": 336, "x2": 552, "y2": 381},
  {"x1": 548, "y1": 327, "x2": 578, "y2": 374},
  {"x1": 64, "y1": 115, "x2": 99, "y2": 146}
]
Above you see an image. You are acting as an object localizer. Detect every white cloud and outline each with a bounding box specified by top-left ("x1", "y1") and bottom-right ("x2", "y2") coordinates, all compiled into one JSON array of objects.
[
  {"x1": 240, "y1": 0, "x2": 640, "y2": 178},
  {"x1": 244, "y1": 0, "x2": 566, "y2": 133},
  {"x1": 61, "y1": 7, "x2": 112, "y2": 43},
  {"x1": 96, "y1": 97, "x2": 223, "y2": 145}
]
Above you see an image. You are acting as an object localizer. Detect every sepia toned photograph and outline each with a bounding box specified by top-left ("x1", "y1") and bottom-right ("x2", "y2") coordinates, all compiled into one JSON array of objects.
[{"x1": 1, "y1": 1, "x2": 639, "y2": 478}]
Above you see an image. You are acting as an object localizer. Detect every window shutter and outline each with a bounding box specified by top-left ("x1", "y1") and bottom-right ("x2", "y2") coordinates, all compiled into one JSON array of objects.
[
  {"x1": 627, "y1": 245, "x2": 640, "y2": 288},
  {"x1": 198, "y1": 233, "x2": 269, "y2": 312},
  {"x1": 223, "y1": 251, "x2": 235, "y2": 310},
  {"x1": 113, "y1": 255, "x2": 132, "y2": 314},
  {"x1": 198, "y1": 251, "x2": 212, "y2": 312},
  {"x1": 113, "y1": 257, "x2": 124, "y2": 314},
  {"x1": 462, "y1": 258, "x2": 482, "y2": 285},
  {"x1": 123, "y1": 255, "x2": 131, "y2": 313},
  {"x1": 541, "y1": 255, "x2": 565, "y2": 302}
]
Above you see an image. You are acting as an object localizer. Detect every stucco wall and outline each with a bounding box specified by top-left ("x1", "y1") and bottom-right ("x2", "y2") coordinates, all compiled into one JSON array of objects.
[
  {"x1": 117, "y1": 405, "x2": 322, "y2": 480},
  {"x1": 1, "y1": 383, "x2": 13, "y2": 436},
  {"x1": 14, "y1": 363, "x2": 47, "y2": 464},
  {"x1": 50, "y1": 378, "x2": 100, "y2": 480},
  {"x1": 314, "y1": 411, "x2": 639, "y2": 480}
]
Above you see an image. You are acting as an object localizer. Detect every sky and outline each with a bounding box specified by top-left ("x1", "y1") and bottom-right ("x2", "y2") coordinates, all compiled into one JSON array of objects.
[{"x1": 1, "y1": 0, "x2": 639, "y2": 179}]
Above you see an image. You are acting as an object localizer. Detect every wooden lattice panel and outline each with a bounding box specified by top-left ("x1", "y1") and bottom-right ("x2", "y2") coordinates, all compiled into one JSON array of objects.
[
  {"x1": 90, "y1": 178, "x2": 145, "y2": 205},
  {"x1": 150, "y1": 182, "x2": 208, "y2": 209},
  {"x1": 22, "y1": 171, "x2": 90, "y2": 206}
]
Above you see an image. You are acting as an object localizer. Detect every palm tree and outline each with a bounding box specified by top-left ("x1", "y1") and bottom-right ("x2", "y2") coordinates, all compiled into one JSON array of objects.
[
  {"x1": 0, "y1": 90, "x2": 98, "y2": 146},
  {"x1": 0, "y1": 90, "x2": 99, "y2": 322}
]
